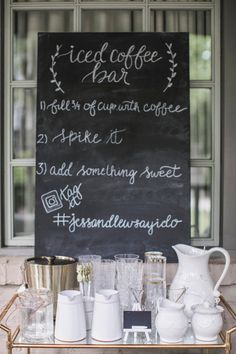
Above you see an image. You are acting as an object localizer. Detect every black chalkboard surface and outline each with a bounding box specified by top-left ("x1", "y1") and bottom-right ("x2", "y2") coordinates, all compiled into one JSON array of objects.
[
  {"x1": 36, "y1": 33, "x2": 190, "y2": 261},
  {"x1": 124, "y1": 311, "x2": 151, "y2": 330}
]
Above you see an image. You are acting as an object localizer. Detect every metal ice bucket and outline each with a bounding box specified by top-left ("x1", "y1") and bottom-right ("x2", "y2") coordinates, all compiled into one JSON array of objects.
[{"x1": 24, "y1": 256, "x2": 77, "y2": 315}]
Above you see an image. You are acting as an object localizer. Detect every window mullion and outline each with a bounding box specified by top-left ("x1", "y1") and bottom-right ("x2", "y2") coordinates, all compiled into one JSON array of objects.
[
  {"x1": 4, "y1": 0, "x2": 13, "y2": 246},
  {"x1": 77, "y1": 3, "x2": 81, "y2": 32},
  {"x1": 149, "y1": 3, "x2": 214, "y2": 11}
]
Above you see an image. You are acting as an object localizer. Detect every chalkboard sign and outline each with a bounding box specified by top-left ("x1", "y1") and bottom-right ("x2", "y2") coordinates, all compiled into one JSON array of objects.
[
  {"x1": 36, "y1": 33, "x2": 190, "y2": 261},
  {"x1": 123, "y1": 311, "x2": 152, "y2": 330}
]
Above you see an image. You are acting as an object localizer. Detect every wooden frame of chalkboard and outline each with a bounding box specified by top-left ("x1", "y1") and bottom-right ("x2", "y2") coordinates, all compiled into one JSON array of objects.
[{"x1": 35, "y1": 32, "x2": 190, "y2": 261}]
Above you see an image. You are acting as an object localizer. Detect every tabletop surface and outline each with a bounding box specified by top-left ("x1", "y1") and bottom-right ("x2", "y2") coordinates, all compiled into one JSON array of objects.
[{"x1": 14, "y1": 327, "x2": 224, "y2": 348}]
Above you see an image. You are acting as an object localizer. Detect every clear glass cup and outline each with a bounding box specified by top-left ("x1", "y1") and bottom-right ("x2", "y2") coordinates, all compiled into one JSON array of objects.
[
  {"x1": 115, "y1": 258, "x2": 143, "y2": 311},
  {"x1": 143, "y1": 252, "x2": 167, "y2": 330},
  {"x1": 144, "y1": 251, "x2": 166, "y2": 280},
  {"x1": 78, "y1": 255, "x2": 102, "y2": 263},
  {"x1": 19, "y1": 288, "x2": 53, "y2": 342},
  {"x1": 114, "y1": 254, "x2": 139, "y2": 261},
  {"x1": 78, "y1": 255, "x2": 101, "y2": 297},
  {"x1": 98, "y1": 259, "x2": 116, "y2": 290}
]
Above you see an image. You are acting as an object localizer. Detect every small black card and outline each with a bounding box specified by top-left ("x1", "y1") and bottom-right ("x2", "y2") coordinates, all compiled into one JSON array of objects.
[{"x1": 123, "y1": 311, "x2": 152, "y2": 330}]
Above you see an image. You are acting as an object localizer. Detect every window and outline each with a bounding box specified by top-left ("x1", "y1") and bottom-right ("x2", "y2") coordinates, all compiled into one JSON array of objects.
[{"x1": 3, "y1": 0, "x2": 220, "y2": 246}]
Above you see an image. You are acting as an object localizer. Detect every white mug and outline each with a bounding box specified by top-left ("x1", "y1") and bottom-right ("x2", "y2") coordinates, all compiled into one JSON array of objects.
[
  {"x1": 91, "y1": 289, "x2": 122, "y2": 342},
  {"x1": 55, "y1": 290, "x2": 86, "y2": 342}
]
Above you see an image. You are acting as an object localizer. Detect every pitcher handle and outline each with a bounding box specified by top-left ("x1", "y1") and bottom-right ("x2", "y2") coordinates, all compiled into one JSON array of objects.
[{"x1": 208, "y1": 247, "x2": 230, "y2": 294}]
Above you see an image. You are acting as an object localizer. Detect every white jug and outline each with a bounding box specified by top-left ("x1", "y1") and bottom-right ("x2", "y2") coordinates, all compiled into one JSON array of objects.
[
  {"x1": 91, "y1": 289, "x2": 122, "y2": 342},
  {"x1": 170, "y1": 244, "x2": 230, "y2": 317},
  {"x1": 55, "y1": 290, "x2": 86, "y2": 342}
]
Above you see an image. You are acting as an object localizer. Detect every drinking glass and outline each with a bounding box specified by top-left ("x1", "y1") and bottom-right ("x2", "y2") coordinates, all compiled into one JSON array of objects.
[
  {"x1": 19, "y1": 288, "x2": 53, "y2": 342},
  {"x1": 78, "y1": 255, "x2": 101, "y2": 297},
  {"x1": 114, "y1": 254, "x2": 139, "y2": 261},
  {"x1": 144, "y1": 251, "x2": 166, "y2": 280},
  {"x1": 115, "y1": 258, "x2": 143, "y2": 311},
  {"x1": 98, "y1": 259, "x2": 116, "y2": 290},
  {"x1": 143, "y1": 252, "x2": 167, "y2": 328}
]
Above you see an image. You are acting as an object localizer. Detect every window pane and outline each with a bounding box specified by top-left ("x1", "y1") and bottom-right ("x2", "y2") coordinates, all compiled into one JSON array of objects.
[
  {"x1": 190, "y1": 89, "x2": 211, "y2": 159},
  {"x1": 13, "y1": 10, "x2": 73, "y2": 81},
  {"x1": 191, "y1": 167, "x2": 211, "y2": 238},
  {"x1": 82, "y1": 10, "x2": 142, "y2": 32},
  {"x1": 150, "y1": 10, "x2": 211, "y2": 80},
  {"x1": 13, "y1": 167, "x2": 35, "y2": 237},
  {"x1": 13, "y1": 88, "x2": 36, "y2": 159}
]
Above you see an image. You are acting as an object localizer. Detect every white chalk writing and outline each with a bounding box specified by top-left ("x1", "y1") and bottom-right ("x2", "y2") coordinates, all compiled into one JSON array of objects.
[
  {"x1": 39, "y1": 99, "x2": 187, "y2": 118},
  {"x1": 36, "y1": 161, "x2": 182, "y2": 184},
  {"x1": 56, "y1": 42, "x2": 163, "y2": 86},
  {"x1": 142, "y1": 102, "x2": 187, "y2": 117},
  {"x1": 53, "y1": 212, "x2": 182, "y2": 235},
  {"x1": 50, "y1": 128, "x2": 126, "y2": 146},
  {"x1": 76, "y1": 164, "x2": 138, "y2": 185},
  {"x1": 36, "y1": 162, "x2": 73, "y2": 176},
  {"x1": 139, "y1": 165, "x2": 182, "y2": 179},
  {"x1": 52, "y1": 128, "x2": 102, "y2": 146},
  {"x1": 41, "y1": 184, "x2": 83, "y2": 213},
  {"x1": 105, "y1": 128, "x2": 126, "y2": 145},
  {"x1": 59, "y1": 184, "x2": 83, "y2": 209}
]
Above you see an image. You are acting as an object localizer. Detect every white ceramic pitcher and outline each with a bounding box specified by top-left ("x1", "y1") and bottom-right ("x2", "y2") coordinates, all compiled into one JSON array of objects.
[
  {"x1": 169, "y1": 244, "x2": 230, "y2": 317},
  {"x1": 55, "y1": 290, "x2": 86, "y2": 342},
  {"x1": 91, "y1": 289, "x2": 122, "y2": 342}
]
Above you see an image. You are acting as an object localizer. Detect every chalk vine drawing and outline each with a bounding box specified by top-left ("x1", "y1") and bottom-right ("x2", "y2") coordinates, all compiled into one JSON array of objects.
[
  {"x1": 50, "y1": 45, "x2": 65, "y2": 94},
  {"x1": 163, "y1": 43, "x2": 177, "y2": 93}
]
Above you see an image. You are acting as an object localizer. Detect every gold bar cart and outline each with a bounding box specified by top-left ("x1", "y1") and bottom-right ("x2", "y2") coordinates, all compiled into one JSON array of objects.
[{"x1": 1, "y1": 293, "x2": 236, "y2": 354}]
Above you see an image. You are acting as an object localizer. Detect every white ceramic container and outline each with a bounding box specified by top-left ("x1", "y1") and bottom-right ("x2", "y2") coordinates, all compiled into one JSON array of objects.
[
  {"x1": 91, "y1": 289, "x2": 122, "y2": 342},
  {"x1": 55, "y1": 290, "x2": 86, "y2": 342},
  {"x1": 155, "y1": 298, "x2": 188, "y2": 343},
  {"x1": 191, "y1": 302, "x2": 224, "y2": 341},
  {"x1": 170, "y1": 244, "x2": 230, "y2": 317}
]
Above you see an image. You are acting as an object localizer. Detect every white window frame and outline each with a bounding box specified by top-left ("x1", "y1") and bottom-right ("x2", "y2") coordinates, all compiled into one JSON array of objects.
[{"x1": 3, "y1": 0, "x2": 221, "y2": 247}]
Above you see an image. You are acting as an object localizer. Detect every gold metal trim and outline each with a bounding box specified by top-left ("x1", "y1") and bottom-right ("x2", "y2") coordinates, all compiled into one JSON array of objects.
[
  {"x1": 0, "y1": 293, "x2": 235, "y2": 353},
  {"x1": 12, "y1": 326, "x2": 20, "y2": 343},
  {"x1": 0, "y1": 293, "x2": 18, "y2": 322},
  {"x1": 220, "y1": 329, "x2": 226, "y2": 342},
  {"x1": 12, "y1": 343, "x2": 226, "y2": 349},
  {"x1": 221, "y1": 295, "x2": 236, "y2": 320}
]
